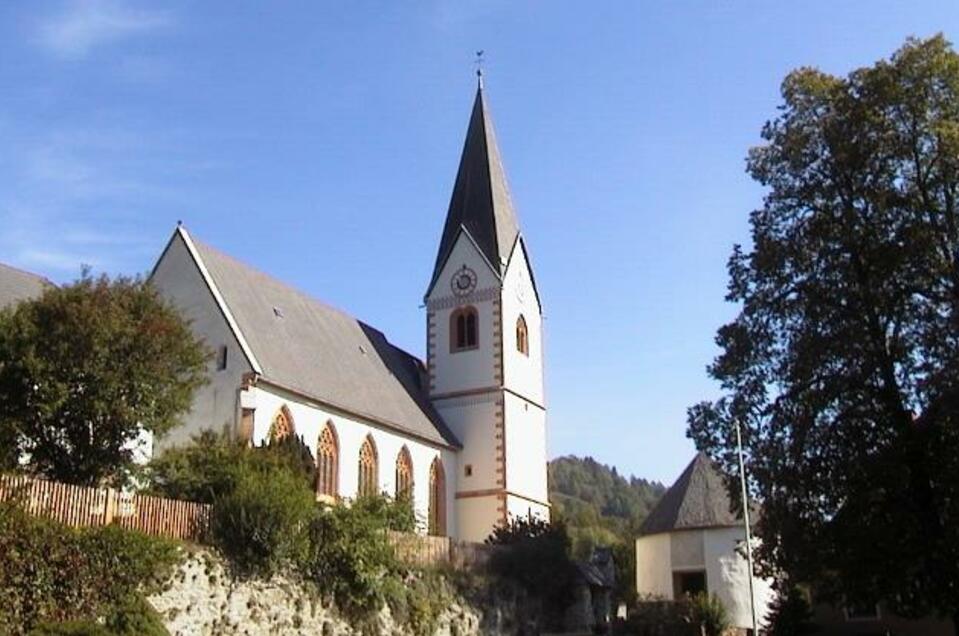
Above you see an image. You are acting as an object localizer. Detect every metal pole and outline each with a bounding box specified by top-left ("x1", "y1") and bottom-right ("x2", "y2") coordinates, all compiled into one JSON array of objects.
[{"x1": 735, "y1": 419, "x2": 759, "y2": 633}]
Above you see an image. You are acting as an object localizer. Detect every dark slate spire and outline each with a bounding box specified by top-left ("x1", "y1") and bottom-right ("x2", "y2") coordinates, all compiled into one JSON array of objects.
[{"x1": 427, "y1": 79, "x2": 520, "y2": 294}]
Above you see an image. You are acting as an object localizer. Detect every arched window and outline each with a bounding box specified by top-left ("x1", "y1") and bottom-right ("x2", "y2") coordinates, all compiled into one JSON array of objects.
[
  {"x1": 357, "y1": 435, "x2": 379, "y2": 498},
  {"x1": 428, "y1": 457, "x2": 446, "y2": 536},
  {"x1": 395, "y1": 446, "x2": 413, "y2": 502},
  {"x1": 269, "y1": 405, "x2": 295, "y2": 441},
  {"x1": 316, "y1": 422, "x2": 339, "y2": 500},
  {"x1": 516, "y1": 315, "x2": 529, "y2": 356},
  {"x1": 450, "y1": 306, "x2": 479, "y2": 352}
]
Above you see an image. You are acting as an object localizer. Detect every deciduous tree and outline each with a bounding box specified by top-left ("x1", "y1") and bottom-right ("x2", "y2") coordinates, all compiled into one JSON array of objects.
[
  {"x1": 687, "y1": 35, "x2": 959, "y2": 632},
  {"x1": 0, "y1": 271, "x2": 208, "y2": 486}
]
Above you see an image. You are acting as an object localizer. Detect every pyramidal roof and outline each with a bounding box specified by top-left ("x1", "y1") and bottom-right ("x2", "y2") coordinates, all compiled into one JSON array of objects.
[
  {"x1": 640, "y1": 452, "x2": 743, "y2": 535},
  {"x1": 427, "y1": 78, "x2": 520, "y2": 294}
]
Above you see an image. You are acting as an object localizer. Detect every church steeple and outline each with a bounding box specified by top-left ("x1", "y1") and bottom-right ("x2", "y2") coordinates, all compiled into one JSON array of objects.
[{"x1": 427, "y1": 81, "x2": 520, "y2": 295}]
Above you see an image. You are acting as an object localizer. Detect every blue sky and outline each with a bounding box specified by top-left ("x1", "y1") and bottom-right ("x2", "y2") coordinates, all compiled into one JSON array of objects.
[{"x1": 1, "y1": 2, "x2": 957, "y2": 483}]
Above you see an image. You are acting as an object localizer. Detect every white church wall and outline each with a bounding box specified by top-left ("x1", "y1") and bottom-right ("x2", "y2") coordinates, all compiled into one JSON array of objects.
[
  {"x1": 704, "y1": 527, "x2": 776, "y2": 630},
  {"x1": 251, "y1": 385, "x2": 454, "y2": 534},
  {"x1": 504, "y1": 494, "x2": 549, "y2": 523},
  {"x1": 433, "y1": 395, "x2": 499, "y2": 493},
  {"x1": 670, "y1": 529, "x2": 706, "y2": 570},
  {"x1": 500, "y1": 243, "x2": 544, "y2": 405},
  {"x1": 502, "y1": 392, "x2": 548, "y2": 505},
  {"x1": 428, "y1": 232, "x2": 500, "y2": 396},
  {"x1": 455, "y1": 495, "x2": 501, "y2": 544},
  {"x1": 150, "y1": 232, "x2": 252, "y2": 452},
  {"x1": 635, "y1": 533, "x2": 674, "y2": 599}
]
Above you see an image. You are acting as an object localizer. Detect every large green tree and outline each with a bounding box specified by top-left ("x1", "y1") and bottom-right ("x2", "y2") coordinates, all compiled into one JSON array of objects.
[
  {"x1": 687, "y1": 35, "x2": 959, "y2": 631},
  {"x1": 0, "y1": 271, "x2": 208, "y2": 486}
]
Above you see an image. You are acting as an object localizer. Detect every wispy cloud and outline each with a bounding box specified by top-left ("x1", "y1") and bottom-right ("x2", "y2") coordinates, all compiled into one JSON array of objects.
[{"x1": 36, "y1": 0, "x2": 172, "y2": 60}]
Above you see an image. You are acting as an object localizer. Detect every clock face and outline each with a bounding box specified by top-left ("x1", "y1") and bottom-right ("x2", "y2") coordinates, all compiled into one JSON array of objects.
[{"x1": 451, "y1": 266, "x2": 477, "y2": 297}]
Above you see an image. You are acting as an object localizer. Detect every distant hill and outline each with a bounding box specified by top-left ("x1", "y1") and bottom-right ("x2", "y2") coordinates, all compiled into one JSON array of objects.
[{"x1": 548, "y1": 455, "x2": 666, "y2": 555}]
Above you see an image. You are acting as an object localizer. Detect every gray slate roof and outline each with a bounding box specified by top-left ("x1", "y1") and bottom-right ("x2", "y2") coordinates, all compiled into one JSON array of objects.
[
  {"x1": 428, "y1": 80, "x2": 520, "y2": 294},
  {"x1": 189, "y1": 234, "x2": 460, "y2": 449},
  {"x1": 0, "y1": 263, "x2": 52, "y2": 309},
  {"x1": 640, "y1": 452, "x2": 742, "y2": 535}
]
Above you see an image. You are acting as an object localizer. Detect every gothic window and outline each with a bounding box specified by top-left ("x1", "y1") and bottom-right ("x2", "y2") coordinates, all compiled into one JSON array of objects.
[
  {"x1": 269, "y1": 406, "x2": 295, "y2": 441},
  {"x1": 357, "y1": 435, "x2": 379, "y2": 498},
  {"x1": 450, "y1": 306, "x2": 478, "y2": 352},
  {"x1": 395, "y1": 446, "x2": 413, "y2": 502},
  {"x1": 516, "y1": 315, "x2": 529, "y2": 356},
  {"x1": 316, "y1": 422, "x2": 339, "y2": 500},
  {"x1": 428, "y1": 457, "x2": 446, "y2": 536}
]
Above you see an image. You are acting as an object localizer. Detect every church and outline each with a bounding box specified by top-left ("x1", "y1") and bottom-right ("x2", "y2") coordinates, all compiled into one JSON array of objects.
[{"x1": 149, "y1": 78, "x2": 550, "y2": 543}]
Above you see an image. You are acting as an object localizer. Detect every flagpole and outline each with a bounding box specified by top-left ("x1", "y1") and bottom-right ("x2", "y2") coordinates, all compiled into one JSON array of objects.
[{"x1": 735, "y1": 419, "x2": 758, "y2": 633}]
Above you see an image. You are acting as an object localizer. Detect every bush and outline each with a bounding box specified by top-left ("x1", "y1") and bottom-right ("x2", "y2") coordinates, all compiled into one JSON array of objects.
[
  {"x1": 210, "y1": 462, "x2": 315, "y2": 577},
  {"x1": 686, "y1": 593, "x2": 729, "y2": 636},
  {"x1": 0, "y1": 501, "x2": 179, "y2": 635},
  {"x1": 27, "y1": 621, "x2": 113, "y2": 636},
  {"x1": 301, "y1": 495, "x2": 402, "y2": 616},
  {"x1": 486, "y1": 516, "x2": 578, "y2": 629},
  {"x1": 146, "y1": 431, "x2": 248, "y2": 504},
  {"x1": 765, "y1": 586, "x2": 815, "y2": 636}
]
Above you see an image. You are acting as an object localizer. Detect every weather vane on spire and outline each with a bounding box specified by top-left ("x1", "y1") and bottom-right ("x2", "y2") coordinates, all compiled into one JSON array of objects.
[{"x1": 474, "y1": 50, "x2": 485, "y2": 80}]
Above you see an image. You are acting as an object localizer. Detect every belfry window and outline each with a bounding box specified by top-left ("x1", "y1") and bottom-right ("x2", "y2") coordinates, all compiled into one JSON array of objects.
[
  {"x1": 450, "y1": 306, "x2": 479, "y2": 352},
  {"x1": 516, "y1": 315, "x2": 528, "y2": 356},
  {"x1": 316, "y1": 422, "x2": 338, "y2": 500}
]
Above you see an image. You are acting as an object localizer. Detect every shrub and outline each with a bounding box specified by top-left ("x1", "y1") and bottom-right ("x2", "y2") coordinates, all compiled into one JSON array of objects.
[
  {"x1": 257, "y1": 433, "x2": 317, "y2": 492},
  {"x1": 301, "y1": 495, "x2": 404, "y2": 616},
  {"x1": 765, "y1": 586, "x2": 815, "y2": 636},
  {"x1": 0, "y1": 501, "x2": 180, "y2": 634},
  {"x1": 146, "y1": 431, "x2": 248, "y2": 504},
  {"x1": 27, "y1": 621, "x2": 113, "y2": 636},
  {"x1": 210, "y1": 462, "x2": 315, "y2": 576},
  {"x1": 686, "y1": 593, "x2": 729, "y2": 636},
  {"x1": 104, "y1": 595, "x2": 169, "y2": 636},
  {"x1": 486, "y1": 516, "x2": 578, "y2": 628}
]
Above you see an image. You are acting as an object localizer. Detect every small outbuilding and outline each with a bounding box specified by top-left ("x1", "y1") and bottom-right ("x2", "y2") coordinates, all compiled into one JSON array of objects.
[{"x1": 635, "y1": 452, "x2": 776, "y2": 632}]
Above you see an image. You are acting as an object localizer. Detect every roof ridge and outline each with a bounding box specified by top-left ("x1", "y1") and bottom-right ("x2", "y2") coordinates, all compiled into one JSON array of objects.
[{"x1": 0, "y1": 262, "x2": 55, "y2": 287}]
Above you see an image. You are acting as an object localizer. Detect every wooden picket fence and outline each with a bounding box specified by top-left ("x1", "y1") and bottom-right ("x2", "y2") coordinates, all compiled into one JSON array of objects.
[
  {"x1": 387, "y1": 530, "x2": 495, "y2": 569},
  {"x1": 0, "y1": 474, "x2": 210, "y2": 542}
]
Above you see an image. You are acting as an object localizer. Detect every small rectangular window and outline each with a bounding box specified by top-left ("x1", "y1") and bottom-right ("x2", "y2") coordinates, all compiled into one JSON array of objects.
[
  {"x1": 216, "y1": 345, "x2": 228, "y2": 371},
  {"x1": 464, "y1": 464, "x2": 473, "y2": 477}
]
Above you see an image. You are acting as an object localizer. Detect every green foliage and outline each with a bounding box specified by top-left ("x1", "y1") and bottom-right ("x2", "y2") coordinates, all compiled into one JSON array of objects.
[
  {"x1": 301, "y1": 495, "x2": 402, "y2": 616},
  {"x1": 0, "y1": 501, "x2": 180, "y2": 634},
  {"x1": 147, "y1": 431, "x2": 249, "y2": 503},
  {"x1": 624, "y1": 598, "x2": 696, "y2": 636},
  {"x1": 549, "y1": 456, "x2": 664, "y2": 606},
  {"x1": 210, "y1": 462, "x2": 315, "y2": 577},
  {"x1": 103, "y1": 595, "x2": 169, "y2": 636},
  {"x1": 257, "y1": 433, "x2": 317, "y2": 492},
  {"x1": 385, "y1": 571, "x2": 455, "y2": 636},
  {"x1": 765, "y1": 587, "x2": 815, "y2": 636},
  {"x1": 686, "y1": 593, "x2": 729, "y2": 636},
  {"x1": 686, "y1": 34, "x2": 959, "y2": 622},
  {"x1": 28, "y1": 621, "x2": 113, "y2": 636},
  {"x1": 486, "y1": 515, "x2": 577, "y2": 628},
  {"x1": 0, "y1": 271, "x2": 208, "y2": 487}
]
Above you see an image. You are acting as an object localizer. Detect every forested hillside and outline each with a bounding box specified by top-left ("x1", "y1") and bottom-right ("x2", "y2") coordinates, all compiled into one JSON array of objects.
[{"x1": 548, "y1": 455, "x2": 666, "y2": 600}]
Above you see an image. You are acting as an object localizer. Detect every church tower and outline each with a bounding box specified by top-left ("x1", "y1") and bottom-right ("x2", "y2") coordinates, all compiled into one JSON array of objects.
[{"x1": 425, "y1": 77, "x2": 549, "y2": 543}]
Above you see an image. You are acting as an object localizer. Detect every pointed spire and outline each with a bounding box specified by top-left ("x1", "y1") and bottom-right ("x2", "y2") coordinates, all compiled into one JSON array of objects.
[{"x1": 427, "y1": 80, "x2": 520, "y2": 294}]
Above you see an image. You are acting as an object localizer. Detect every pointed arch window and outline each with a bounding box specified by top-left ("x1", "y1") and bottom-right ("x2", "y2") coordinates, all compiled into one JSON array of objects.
[
  {"x1": 269, "y1": 405, "x2": 295, "y2": 441},
  {"x1": 428, "y1": 457, "x2": 447, "y2": 536},
  {"x1": 450, "y1": 306, "x2": 479, "y2": 352},
  {"x1": 357, "y1": 435, "x2": 379, "y2": 498},
  {"x1": 316, "y1": 422, "x2": 339, "y2": 500},
  {"x1": 395, "y1": 446, "x2": 413, "y2": 503},
  {"x1": 516, "y1": 315, "x2": 529, "y2": 356}
]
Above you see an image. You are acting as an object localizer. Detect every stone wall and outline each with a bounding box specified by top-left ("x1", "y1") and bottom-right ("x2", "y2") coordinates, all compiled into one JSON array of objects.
[{"x1": 148, "y1": 549, "x2": 531, "y2": 636}]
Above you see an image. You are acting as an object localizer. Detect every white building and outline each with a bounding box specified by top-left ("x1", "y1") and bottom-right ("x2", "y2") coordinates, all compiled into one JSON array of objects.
[
  {"x1": 635, "y1": 453, "x2": 776, "y2": 631},
  {"x1": 149, "y1": 77, "x2": 549, "y2": 543}
]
